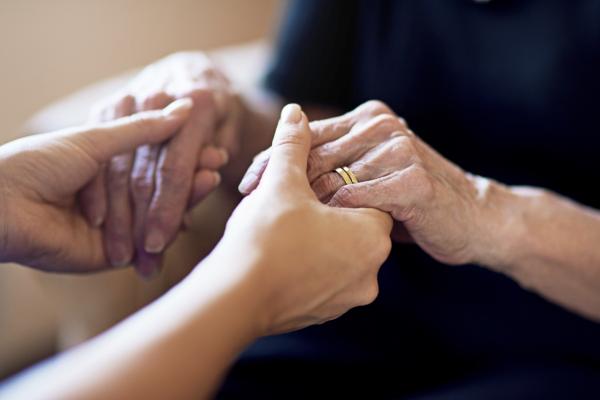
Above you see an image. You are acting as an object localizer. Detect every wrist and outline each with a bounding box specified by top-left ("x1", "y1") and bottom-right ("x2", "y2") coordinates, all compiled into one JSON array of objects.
[
  {"x1": 183, "y1": 241, "x2": 270, "y2": 340},
  {"x1": 468, "y1": 177, "x2": 532, "y2": 272}
]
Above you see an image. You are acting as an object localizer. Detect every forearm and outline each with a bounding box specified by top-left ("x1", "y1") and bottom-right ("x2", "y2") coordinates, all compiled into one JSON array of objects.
[
  {"x1": 477, "y1": 182, "x2": 600, "y2": 321},
  {"x1": 1, "y1": 252, "x2": 263, "y2": 400}
]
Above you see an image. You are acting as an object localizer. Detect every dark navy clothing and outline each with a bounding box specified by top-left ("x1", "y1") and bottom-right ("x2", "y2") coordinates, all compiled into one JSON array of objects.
[{"x1": 219, "y1": 0, "x2": 600, "y2": 397}]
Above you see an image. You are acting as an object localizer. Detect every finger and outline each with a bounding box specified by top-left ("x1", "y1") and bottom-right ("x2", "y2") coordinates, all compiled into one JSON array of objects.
[
  {"x1": 79, "y1": 169, "x2": 107, "y2": 227},
  {"x1": 328, "y1": 166, "x2": 428, "y2": 219},
  {"x1": 187, "y1": 169, "x2": 221, "y2": 210},
  {"x1": 214, "y1": 94, "x2": 242, "y2": 156},
  {"x1": 144, "y1": 93, "x2": 219, "y2": 255},
  {"x1": 131, "y1": 92, "x2": 174, "y2": 277},
  {"x1": 135, "y1": 250, "x2": 163, "y2": 279},
  {"x1": 238, "y1": 148, "x2": 270, "y2": 195},
  {"x1": 196, "y1": 146, "x2": 229, "y2": 170},
  {"x1": 238, "y1": 101, "x2": 404, "y2": 195},
  {"x1": 104, "y1": 153, "x2": 135, "y2": 267},
  {"x1": 102, "y1": 95, "x2": 136, "y2": 267},
  {"x1": 261, "y1": 104, "x2": 312, "y2": 189},
  {"x1": 311, "y1": 136, "x2": 415, "y2": 202},
  {"x1": 309, "y1": 99, "x2": 398, "y2": 146},
  {"x1": 79, "y1": 95, "x2": 135, "y2": 227},
  {"x1": 70, "y1": 98, "x2": 193, "y2": 164},
  {"x1": 307, "y1": 114, "x2": 408, "y2": 182}
]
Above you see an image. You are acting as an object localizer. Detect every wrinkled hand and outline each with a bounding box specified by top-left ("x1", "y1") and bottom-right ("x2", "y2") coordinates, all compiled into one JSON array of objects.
[
  {"x1": 80, "y1": 52, "x2": 242, "y2": 276},
  {"x1": 0, "y1": 100, "x2": 191, "y2": 272},
  {"x1": 241, "y1": 100, "x2": 494, "y2": 266},
  {"x1": 212, "y1": 104, "x2": 392, "y2": 335}
]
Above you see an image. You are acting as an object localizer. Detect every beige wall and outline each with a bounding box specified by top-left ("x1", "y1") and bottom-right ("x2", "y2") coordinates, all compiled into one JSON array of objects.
[{"x1": 0, "y1": 0, "x2": 280, "y2": 142}]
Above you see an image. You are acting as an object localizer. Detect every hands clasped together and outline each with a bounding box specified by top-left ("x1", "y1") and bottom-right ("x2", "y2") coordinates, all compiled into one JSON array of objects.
[
  {"x1": 241, "y1": 100, "x2": 500, "y2": 268},
  {"x1": 0, "y1": 51, "x2": 504, "y2": 333},
  {"x1": 72, "y1": 52, "x2": 497, "y2": 280}
]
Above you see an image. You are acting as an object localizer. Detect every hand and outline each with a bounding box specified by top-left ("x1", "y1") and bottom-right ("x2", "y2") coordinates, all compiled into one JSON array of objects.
[
  {"x1": 241, "y1": 100, "x2": 496, "y2": 266},
  {"x1": 208, "y1": 104, "x2": 393, "y2": 334},
  {"x1": 80, "y1": 52, "x2": 241, "y2": 276},
  {"x1": 0, "y1": 99, "x2": 192, "y2": 272}
]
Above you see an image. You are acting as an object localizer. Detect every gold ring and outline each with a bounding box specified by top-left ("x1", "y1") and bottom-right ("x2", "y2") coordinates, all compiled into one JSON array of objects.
[
  {"x1": 334, "y1": 166, "x2": 358, "y2": 186},
  {"x1": 342, "y1": 166, "x2": 359, "y2": 184},
  {"x1": 334, "y1": 167, "x2": 353, "y2": 185}
]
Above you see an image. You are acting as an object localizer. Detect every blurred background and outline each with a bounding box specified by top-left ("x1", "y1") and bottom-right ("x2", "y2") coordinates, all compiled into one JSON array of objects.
[{"x1": 0, "y1": 0, "x2": 279, "y2": 379}]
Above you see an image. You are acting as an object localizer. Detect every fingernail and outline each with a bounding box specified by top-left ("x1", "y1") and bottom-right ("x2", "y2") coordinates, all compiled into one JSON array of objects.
[
  {"x1": 144, "y1": 230, "x2": 165, "y2": 254},
  {"x1": 281, "y1": 103, "x2": 302, "y2": 123},
  {"x1": 110, "y1": 244, "x2": 131, "y2": 268},
  {"x1": 213, "y1": 171, "x2": 222, "y2": 186},
  {"x1": 163, "y1": 97, "x2": 193, "y2": 117},
  {"x1": 238, "y1": 172, "x2": 256, "y2": 194},
  {"x1": 218, "y1": 148, "x2": 229, "y2": 164},
  {"x1": 92, "y1": 215, "x2": 104, "y2": 228}
]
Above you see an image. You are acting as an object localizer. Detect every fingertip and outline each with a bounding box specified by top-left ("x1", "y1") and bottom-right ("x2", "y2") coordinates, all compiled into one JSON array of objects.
[
  {"x1": 163, "y1": 97, "x2": 194, "y2": 118},
  {"x1": 213, "y1": 171, "x2": 222, "y2": 186},
  {"x1": 92, "y1": 215, "x2": 104, "y2": 228},
  {"x1": 238, "y1": 171, "x2": 257, "y2": 195},
  {"x1": 218, "y1": 148, "x2": 229, "y2": 165},
  {"x1": 144, "y1": 228, "x2": 166, "y2": 254},
  {"x1": 197, "y1": 146, "x2": 229, "y2": 170},
  {"x1": 280, "y1": 103, "x2": 303, "y2": 124},
  {"x1": 135, "y1": 254, "x2": 162, "y2": 279}
]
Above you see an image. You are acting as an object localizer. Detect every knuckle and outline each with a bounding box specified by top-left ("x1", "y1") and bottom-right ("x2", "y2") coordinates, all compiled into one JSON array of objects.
[
  {"x1": 361, "y1": 100, "x2": 392, "y2": 117},
  {"x1": 334, "y1": 185, "x2": 355, "y2": 206},
  {"x1": 148, "y1": 205, "x2": 178, "y2": 229},
  {"x1": 107, "y1": 164, "x2": 131, "y2": 190},
  {"x1": 397, "y1": 116, "x2": 409, "y2": 129},
  {"x1": 307, "y1": 149, "x2": 325, "y2": 175},
  {"x1": 312, "y1": 173, "x2": 339, "y2": 198},
  {"x1": 407, "y1": 164, "x2": 434, "y2": 200},
  {"x1": 360, "y1": 280, "x2": 380, "y2": 305},
  {"x1": 390, "y1": 136, "x2": 416, "y2": 159},
  {"x1": 361, "y1": 114, "x2": 404, "y2": 139},
  {"x1": 274, "y1": 130, "x2": 305, "y2": 148},
  {"x1": 131, "y1": 175, "x2": 153, "y2": 201}
]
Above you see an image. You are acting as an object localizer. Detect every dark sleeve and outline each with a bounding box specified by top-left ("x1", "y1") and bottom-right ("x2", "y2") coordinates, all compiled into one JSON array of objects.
[{"x1": 263, "y1": 0, "x2": 357, "y2": 109}]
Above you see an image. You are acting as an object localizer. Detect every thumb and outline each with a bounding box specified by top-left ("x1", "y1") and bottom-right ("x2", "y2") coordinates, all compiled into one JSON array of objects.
[
  {"x1": 68, "y1": 98, "x2": 193, "y2": 163},
  {"x1": 261, "y1": 104, "x2": 312, "y2": 186}
]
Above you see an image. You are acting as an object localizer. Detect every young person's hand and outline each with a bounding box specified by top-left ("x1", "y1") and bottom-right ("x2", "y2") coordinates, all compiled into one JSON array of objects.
[
  {"x1": 0, "y1": 99, "x2": 192, "y2": 272},
  {"x1": 205, "y1": 104, "x2": 393, "y2": 334}
]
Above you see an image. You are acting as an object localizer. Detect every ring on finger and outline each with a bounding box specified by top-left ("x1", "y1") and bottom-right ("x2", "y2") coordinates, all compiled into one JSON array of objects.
[{"x1": 334, "y1": 166, "x2": 359, "y2": 186}]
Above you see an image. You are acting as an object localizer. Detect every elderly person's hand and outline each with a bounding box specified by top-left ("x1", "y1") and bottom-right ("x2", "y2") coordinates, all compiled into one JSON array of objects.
[
  {"x1": 241, "y1": 100, "x2": 498, "y2": 266},
  {"x1": 80, "y1": 52, "x2": 240, "y2": 276},
  {"x1": 0, "y1": 99, "x2": 191, "y2": 272}
]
